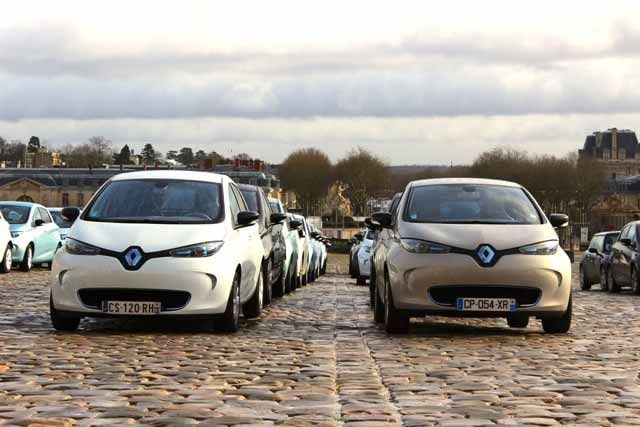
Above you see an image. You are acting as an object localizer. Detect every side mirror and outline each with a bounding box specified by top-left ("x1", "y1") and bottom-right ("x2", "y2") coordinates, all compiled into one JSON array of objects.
[
  {"x1": 237, "y1": 211, "x2": 259, "y2": 227},
  {"x1": 350, "y1": 238, "x2": 357, "y2": 245},
  {"x1": 298, "y1": 229, "x2": 305, "y2": 238},
  {"x1": 587, "y1": 247, "x2": 598, "y2": 254},
  {"x1": 549, "y1": 213, "x2": 569, "y2": 228},
  {"x1": 61, "y1": 207, "x2": 81, "y2": 223},
  {"x1": 372, "y1": 211, "x2": 392, "y2": 228},
  {"x1": 270, "y1": 212, "x2": 287, "y2": 224},
  {"x1": 289, "y1": 219, "x2": 302, "y2": 230},
  {"x1": 620, "y1": 238, "x2": 632, "y2": 246},
  {"x1": 311, "y1": 231, "x2": 320, "y2": 239},
  {"x1": 364, "y1": 217, "x2": 381, "y2": 230},
  {"x1": 34, "y1": 219, "x2": 45, "y2": 227}
]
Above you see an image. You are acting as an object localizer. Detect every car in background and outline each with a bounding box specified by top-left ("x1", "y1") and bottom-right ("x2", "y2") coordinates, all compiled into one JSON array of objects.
[
  {"x1": 580, "y1": 230, "x2": 619, "y2": 291},
  {"x1": 372, "y1": 178, "x2": 572, "y2": 334},
  {"x1": 50, "y1": 171, "x2": 264, "y2": 332},
  {"x1": 370, "y1": 192, "x2": 403, "y2": 306},
  {"x1": 309, "y1": 225, "x2": 325, "y2": 281},
  {"x1": 239, "y1": 185, "x2": 287, "y2": 302},
  {"x1": 268, "y1": 197, "x2": 302, "y2": 293},
  {"x1": 292, "y1": 214, "x2": 313, "y2": 286},
  {"x1": 609, "y1": 221, "x2": 640, "y2": 293},
  {"x1": 349, "y1": 231, "x2": 364, "y2": 278},
  {"x1": 0, "y1": 202, "x2": 61, "y2": 271},
  {"x1": 287, "y1": 213, "x2": 304, "y2": 289},
  {"x1": 353, "y1": 229, "x2": 377, "y2": 286},
  {"x1": 48, "y1": 207, "x2": 80, "y2": 240}
]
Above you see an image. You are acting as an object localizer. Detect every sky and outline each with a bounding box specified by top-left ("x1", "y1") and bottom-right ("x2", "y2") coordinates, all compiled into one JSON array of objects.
[{"x1": 1, "y1": 0, "x2": 640, "y2": 164}]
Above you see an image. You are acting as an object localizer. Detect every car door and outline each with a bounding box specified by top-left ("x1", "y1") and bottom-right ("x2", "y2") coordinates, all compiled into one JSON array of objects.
[
  {"x1": 590, "y1": 236, "x2": 605, "y2": 282},
  {"x1": 261, "y1": 190, "x2": 284, "y2": 282},
  {"x1": 584, "y1": 235, "x2": 602, "y2": 282},
  {"x1": 37, "y1": 207, "x2": 60, "y2": 261},
  {"x1": 230, "y1": 184, "x2": 260, "y2": 300},
  {"x1": 611, "y1": 226, "x2": 628, "y2": 284},
  {"x1": 614, "y1": 225, "x2": 632, "y2": 285}
]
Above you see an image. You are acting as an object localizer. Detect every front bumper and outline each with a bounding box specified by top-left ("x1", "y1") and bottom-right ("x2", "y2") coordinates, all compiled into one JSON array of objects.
[
  {"x1": 386, "y1": 248, "x2": 571, "y2": 316},
  {"x1": 50, "y1": 251, "x2": 236, "y2": 317},
  {"x1": 357, "y1": 251, "x2": 371, "y2": 277}
]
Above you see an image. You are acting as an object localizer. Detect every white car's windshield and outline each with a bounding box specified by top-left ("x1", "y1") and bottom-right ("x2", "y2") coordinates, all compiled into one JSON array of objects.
[
  {"x1": 50, "y1": 211, "x2": 73, "y2": 228},
  {"x1": 0, "y1": 205, "x2": 31, "y2": 224},
  {"x1": 85, "y1": 179, "x2": 224, "y2": 224},
  {"x1": 405, "y1": 184, "x2": 542, "y2": 225}
]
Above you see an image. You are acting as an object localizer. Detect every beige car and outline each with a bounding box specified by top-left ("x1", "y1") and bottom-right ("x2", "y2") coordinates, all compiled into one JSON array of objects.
[{"x1": 371, "y1": 178, "x2": 572, "y2": 334}]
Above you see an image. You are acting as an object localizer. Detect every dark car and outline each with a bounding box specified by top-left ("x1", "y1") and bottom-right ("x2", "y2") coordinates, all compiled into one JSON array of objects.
[
  {"x1": 610, "y1": 221, "x2": 640, "y2": 293},
  {"x1": 239, "y1": 184, "x2": 287, "y2": 304},
  {"x1": 580, "y1": 231, "x2": 619, "y2": 291}
]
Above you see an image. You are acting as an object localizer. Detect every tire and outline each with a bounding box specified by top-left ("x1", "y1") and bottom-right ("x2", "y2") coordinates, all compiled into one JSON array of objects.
[
  {"x1": 600, "y1": 267, "x2": 609, "y2": 292},
  {"x1": 273, "y1": 266, "x2": 286, "y2": 298},
  {"x1": 216, "y1": 272, "x2": 242, "y2": 331},
  {"x1": 349, "y1": 255, "x2": 356, "y2": 278},
  {"x1": 608, "y1": 268, "x2": 621, "y2": 293},
  {"x1": 542, "y1": 295, "x2": 572, "y2": 334},
  {"x1": 632, "y1": 268, "x2": 640, "y2": 295},
  {"x1": 506, "y1": 314, "x2": 529, "y2": 328},
  {"x1": 301, "y1": 271, "x2": 308, "y2": 287},
  {"x1": 242, "y1": 269, "x2": 263, "y2": 319},
  {"x1": 373, "y1": 280, "x2": 385, "y2": 323},
  {"x1": 0, "y1": 245, "x2": 11, "y2": 273},
  {"x1": 263, "y1": 260, "x2": 272, "y2": 305},
  {"x1": 284, "y1": 264, "x2": 293, "y2": 294},
  {"x1": 50, "y1": 294, "x2": 80, "y2": 331},
  {"x1": 384, "y1": 273, "x2": 410, "y2": 334},
  {"x1": 321, "y1": 260, "x2": 327, "y2": 275},
  {"x1": 369, "y1": 270, "x2": 376, "y2": 307},
  {"x1": 20, "y1": 245, "x2": 33, "y2": 272},
  {"x1": 579, "y1": 265, "x2": 591, "y2": 291},
  {"x1": 356, "y1": 276, "x2": 366, "y2": 286}
]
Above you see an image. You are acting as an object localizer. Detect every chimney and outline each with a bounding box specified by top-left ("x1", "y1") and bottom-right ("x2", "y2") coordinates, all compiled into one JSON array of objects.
[{"x1": 612, "y1": 128, "x2": 618, "y2": 160}]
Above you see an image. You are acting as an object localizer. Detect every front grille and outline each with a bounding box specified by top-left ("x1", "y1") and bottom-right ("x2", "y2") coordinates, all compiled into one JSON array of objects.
[
  {"x1": 429, "y1": 286, "x2": 541, "y2": 308},
  {"x1": 78, "y1": 288, "x2": 191, "y2": 311}
]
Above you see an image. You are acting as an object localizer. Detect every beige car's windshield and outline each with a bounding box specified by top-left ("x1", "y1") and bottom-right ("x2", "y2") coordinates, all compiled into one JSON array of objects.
[{"x1": 405, "y1": 184, "x2": 542, "y2": 225}]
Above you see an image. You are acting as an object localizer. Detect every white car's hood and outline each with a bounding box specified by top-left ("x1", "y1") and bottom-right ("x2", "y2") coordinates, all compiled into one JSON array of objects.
[
  {"x1": 398, "y1": 222, "x2": 557, "y2": 251},
  {"x1": 68, "y1": 219, "x2": 228, "y2": 253}
]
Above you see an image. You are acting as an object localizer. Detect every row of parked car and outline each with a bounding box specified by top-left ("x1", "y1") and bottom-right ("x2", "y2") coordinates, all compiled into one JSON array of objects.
[
  {"x1": 0, "y1": 202, "x2": 75, "y2": 273},
  {"x1": 48, "y1": 170, "x2": 330, "y2": 332},
  {"x1": 354, "y1": 178, "x2": 573, "y2": 334},
  {"x1": 580, "y1": 225, "x2": 640, "y2": 293}
]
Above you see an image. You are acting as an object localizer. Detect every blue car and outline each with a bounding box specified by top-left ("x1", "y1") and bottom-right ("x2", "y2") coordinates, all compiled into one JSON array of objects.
[
  {"x1": 47, "y1": 207, "x2": 77, "y2": 241},
  {"x1": 0, "y1": 202, "x2": 61, "y2": 271}
]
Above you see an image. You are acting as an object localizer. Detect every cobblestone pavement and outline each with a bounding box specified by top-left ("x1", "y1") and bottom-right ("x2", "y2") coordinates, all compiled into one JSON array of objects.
[{"x1": 1, "y1": 255, "x2": 640, "y2": 426}]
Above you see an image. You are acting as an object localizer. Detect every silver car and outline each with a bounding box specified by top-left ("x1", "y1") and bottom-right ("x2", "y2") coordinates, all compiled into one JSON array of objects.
[{"x1": 372, "y1": 178, "x2": 572, "y2": 334}]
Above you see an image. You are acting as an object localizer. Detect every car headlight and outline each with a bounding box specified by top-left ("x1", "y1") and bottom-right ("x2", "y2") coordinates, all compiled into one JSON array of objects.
[
  {"x1": 400, "y1": 238, "x2": 450, "y2": 254},
  {"x1": 169, "y1": 241, "x2": 223, "y2": 257},
  {"x1": 519, "y1": 240, "x2": 558, "y2": 255},
  {"x1": 65, "y1": 238, "x2": 101, "y2": 255},
  {"x1": 10, "y1": 231, "x2": 22, "y2": 238}
]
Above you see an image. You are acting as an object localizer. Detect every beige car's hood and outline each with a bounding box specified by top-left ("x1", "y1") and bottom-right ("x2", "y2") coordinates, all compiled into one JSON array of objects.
[{"x1": 398, "y1": 222, "x2": 557, "y2": 251}]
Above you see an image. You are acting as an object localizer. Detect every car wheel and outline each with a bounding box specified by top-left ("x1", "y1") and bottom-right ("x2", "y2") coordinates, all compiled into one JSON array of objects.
[
  {"x1": 373, "y1": 279, "x2": 385, "y2": 323},
  {"x1": 273, "y1": 266, "x2": 286, "y2": 298},
  {"x1": 579, "y1": 265, "x2": 591, "y2": 291},
  {"x1": 542, "y1": 295, "x2": 572, "y2": 334},
  {"x1": 632, "y1": 268, "x2": 640, "y2": 295},
  {"x1": 356, "y1": 276, "x2": 366, "y2": 286},
  {"x1": 217, "y1": 272, "x2": 242, "y2": 331},
  {"x1": 384, "y1": 273, "x2": 410, "y2": 334},
  {"x1": 506, "y1": 314, "x2": 529, "y2": 328},
  {"x1": 0, "y1": 245, "x2": 11, "y2": 273},
  {"x1": 284, "y1": 264, "x2": 293, "y2": 294},
  {"x1": 349, "y1": 256, "x2": 356, "y2": 278},
  {"x1": 20, "y1": 244, "x2": 33, "y2": 272},
  {"x1": 301, "y1": 271, "x2": 308, "y2": 286},
  {"x1": 321, "y1": 260, "x2": 327, "y2": 275},
  {"x1": 609, "y1": 268, "x2": 621, "y2": 293},
  {"x1": 369, "y1": 270, "x2": 376, "y2": 307},
  {"x1": 600, "y1": 267, "x2": 609, "y2": 292},
  {"x1": 263, "y1": 260, "x2": 272, "y2": 305},
  {"x1": 50, "y1": 294, "x2": 80, "y2": 331},
  {"x1": 243, "y1": 269, "x2": 263, "y2": 320}
]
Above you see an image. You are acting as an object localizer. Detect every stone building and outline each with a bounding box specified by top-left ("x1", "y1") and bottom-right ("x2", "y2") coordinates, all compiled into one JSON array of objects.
[{"x1": 579, "y1": 128, "x2": 640, "y2": 179}]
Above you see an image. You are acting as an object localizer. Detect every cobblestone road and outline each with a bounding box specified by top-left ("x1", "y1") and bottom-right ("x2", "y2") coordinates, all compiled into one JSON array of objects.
[{"x1": 1, "y1": 256, "x2": 640, "y2": 426}]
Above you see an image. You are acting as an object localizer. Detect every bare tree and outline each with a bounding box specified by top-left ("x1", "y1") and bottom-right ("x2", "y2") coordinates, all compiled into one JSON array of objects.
[{"x1": 279, "y1": 148, "x2": 332, "y2": 215}]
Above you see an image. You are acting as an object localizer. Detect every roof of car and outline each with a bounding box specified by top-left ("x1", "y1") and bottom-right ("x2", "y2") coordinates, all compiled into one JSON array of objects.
[
  {"x1": 110, "y1": 170, "x2": 225, "y2": 184},
  {"x1": 594, "y1": 230, "x2": 620, "y2": 236},
  {"x1": 0, "y1": 201, "x2": 43, "y2": 208},
  {"x1": 238, "y1": 183, "x2": 258, "y2": 191},
  {"x1": 409, "y1": 177, "x2": 521, "y2": 188}
]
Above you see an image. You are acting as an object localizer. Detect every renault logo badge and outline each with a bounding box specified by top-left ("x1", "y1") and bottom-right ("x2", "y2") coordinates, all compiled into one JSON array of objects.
[
  {"x1": 477, "y1": 245, "x2": 495, "y2": 265},
  {"x1": 124, "y1": 247, "x2": 142, "y2": 267}
]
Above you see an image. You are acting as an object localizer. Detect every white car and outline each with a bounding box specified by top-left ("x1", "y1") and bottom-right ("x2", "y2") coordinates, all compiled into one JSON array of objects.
[
  {"x1": 287, "y1": 213, "x2": 304, "y2": 289},
  {"x1": 50, "y1": 170, "x2": 265, "y2": 332},
  {"x1": 292, "y1": 214, "x2": 312, "y2": 285},
  {"x1": 355, "y1": 229, "x2": 377, "y2": 286}
]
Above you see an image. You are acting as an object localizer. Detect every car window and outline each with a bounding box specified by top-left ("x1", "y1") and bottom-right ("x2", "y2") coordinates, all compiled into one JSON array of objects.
[
  {"x1": 620, "y1": 225, "x2": 630, "y2": 241},
  {"x1": 230, "y1": 185, "x2": 248, "y2": 211},
  {"x1": 31, "y1": 207, "x2": 42, "y2": 225},
  {"x1": 228, "y1": 185, "x2": 241, "y2": 226},
  {"x1": 630, "y1": 225, "x2": 637, "y2": 244},
  {"x1": 404, "y1": 184, "x2": 542, "y2": 224},
  {"x1": 588, "y1": 236, "x2": 599, "y2": 250},
  {"x1": 50, "y1": 211, "x2": 73, "y2": 228},
  {"x1": 85, "y1": 179, "x2": 224, "y2": 224},
  {"x1": 260, "y1": 191, "x2": 270, "y2": 228},
  {"x1": 604, "y1": 233, "x2": 619, "y2": 253},
  {"x1": 0, "y1": 205, "x2": 31, "y2": 224},
  {"x1": 38, "y1": 207, "x2": 52, "y2": 223}
]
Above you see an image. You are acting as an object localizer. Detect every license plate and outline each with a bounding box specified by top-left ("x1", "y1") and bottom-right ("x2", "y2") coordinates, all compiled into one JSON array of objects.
[
  {"x1": 456, "y1": 297, "x2": 516, "y2": 312},
  {"x1": 101, "y1": 301, "x2": 161, "y2": 315}
]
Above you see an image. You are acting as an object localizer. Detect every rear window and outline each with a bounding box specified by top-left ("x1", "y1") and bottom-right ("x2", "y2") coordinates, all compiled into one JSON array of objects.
[
  {"x1": 0, "y1": 205, "x2": 31, "y2": 224},
  {"x1": 404, "y1": 184, "x2": 542, "y2": 225}
]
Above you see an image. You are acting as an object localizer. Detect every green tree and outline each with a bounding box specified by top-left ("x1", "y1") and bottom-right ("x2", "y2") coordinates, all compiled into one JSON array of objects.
[
  {"x1": 195, "y1": 150, "x2": 207, "y2": 161},
  {"x1": 114, "y1": 144, "x2": 132, "y2": 164},
  {"x1": 177, "y1": 147, "x2": 194, "y2": 165},
  {"x1": 334, "y1": 147, "x2": 390, "y2": 216},
  {"x1": 166, "y1": 150, "x2": 178, "y2": 160},
  {"x1": 61, "y1": 136, "x2": 113, "y2": 167},
  {"x1": 141, "y1": 143, "x2": 156, "y2": 165},
  {"x1": 27, "y1": 136, "x2": 40, "y2": 153},
  {"x1": 279, "y1": 148, "x2": 332, "y2": 215}
]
